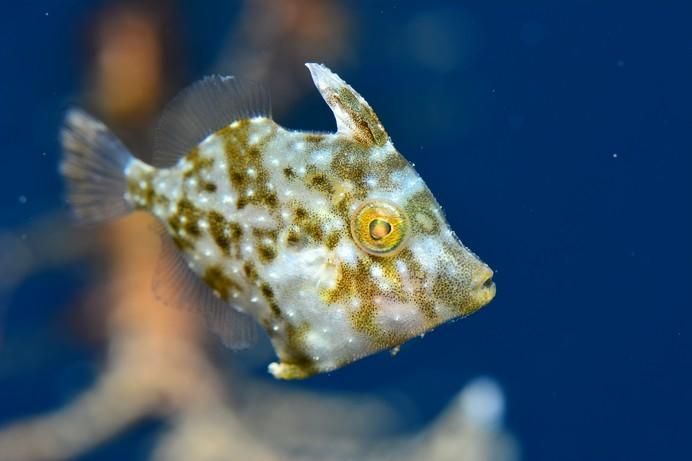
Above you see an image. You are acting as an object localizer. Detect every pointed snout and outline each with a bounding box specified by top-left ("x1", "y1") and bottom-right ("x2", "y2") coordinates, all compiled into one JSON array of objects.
[{"x1": 467, "y1": 265, "x2": 496, "y2": 313}]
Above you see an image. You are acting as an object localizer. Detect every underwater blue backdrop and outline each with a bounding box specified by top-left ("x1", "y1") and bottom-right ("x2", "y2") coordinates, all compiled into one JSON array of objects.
[{"x1": 1, "y1": 1, "x2": 690, "y2": 460}]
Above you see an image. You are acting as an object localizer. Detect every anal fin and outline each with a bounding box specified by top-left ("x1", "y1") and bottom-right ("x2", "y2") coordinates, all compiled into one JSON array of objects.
[{"x1": 151, "y1": 222, "x2": 257, "y2": 349}]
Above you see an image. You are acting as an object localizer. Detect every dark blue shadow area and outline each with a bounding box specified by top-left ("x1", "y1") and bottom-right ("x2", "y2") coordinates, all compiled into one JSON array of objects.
[{"x1": 74, "y1": 419, "x2": 163, "y2": 461}]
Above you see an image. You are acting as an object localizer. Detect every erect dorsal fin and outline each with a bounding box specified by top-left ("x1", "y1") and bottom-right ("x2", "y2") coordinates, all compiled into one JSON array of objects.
[
  {"x1": 153, "y1": 75, "x2": 271, "y2": 167},
  {"x1": 305, "y1": 63, "x2": 389, "y2": 147}
]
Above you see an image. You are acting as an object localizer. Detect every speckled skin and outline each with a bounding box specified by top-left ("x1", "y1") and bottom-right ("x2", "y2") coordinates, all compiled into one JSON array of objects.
[{"x1": 123, "y1": 65, "x2": 496, "y2": 379}]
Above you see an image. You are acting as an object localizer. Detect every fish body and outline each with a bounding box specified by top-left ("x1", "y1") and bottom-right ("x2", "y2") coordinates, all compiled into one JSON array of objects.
[{"x1": 61, "y1": 64, "x2": 495, "y2": 379}]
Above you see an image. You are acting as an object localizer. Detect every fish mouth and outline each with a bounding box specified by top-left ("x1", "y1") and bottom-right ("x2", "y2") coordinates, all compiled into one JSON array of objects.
[{"x1": 468, "y1": 266, "x2": 496, "y2": 312}]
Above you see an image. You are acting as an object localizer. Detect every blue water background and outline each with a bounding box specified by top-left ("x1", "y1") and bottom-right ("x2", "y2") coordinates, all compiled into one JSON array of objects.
[{"x1": 1, "y1": 1, "x2": 690, "y2": 460}]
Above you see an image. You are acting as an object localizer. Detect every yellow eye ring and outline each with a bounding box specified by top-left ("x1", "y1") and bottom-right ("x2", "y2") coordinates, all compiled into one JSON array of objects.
[{"x1": 350, "y1": 200, "x2": 409, "y2": 256}]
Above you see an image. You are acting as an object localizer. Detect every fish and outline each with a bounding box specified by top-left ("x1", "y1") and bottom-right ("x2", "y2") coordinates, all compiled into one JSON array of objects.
[{"x1": 60, "y1": 63, "x2": 496, "y2": 379}]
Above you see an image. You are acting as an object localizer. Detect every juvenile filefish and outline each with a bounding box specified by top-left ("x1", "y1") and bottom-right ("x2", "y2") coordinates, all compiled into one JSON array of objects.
[{"x1": 60, "y1": 64, "x2": 496, "y2": 379}]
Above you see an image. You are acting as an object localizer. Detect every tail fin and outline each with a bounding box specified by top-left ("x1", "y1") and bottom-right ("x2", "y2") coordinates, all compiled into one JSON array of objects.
[{"x1": 60, "y1": 109, "x2": 135, "y2": 224}]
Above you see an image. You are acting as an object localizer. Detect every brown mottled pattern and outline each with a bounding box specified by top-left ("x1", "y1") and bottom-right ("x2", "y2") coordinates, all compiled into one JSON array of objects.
[
  {"x1": 118, "y1": 64, "x2": 496, "y2": 380},
  {"x1": 126, "y1": 114, "x2": 485, "y2": 379},
  {"x1": 182, "y1": 147, "x2": 213, "y2": 178},
  {"x1": 322, "y1": 246, "x2": 439, "y2": 348},
  {"x1": 257, "y1": 125, "x2": 452, "y2": 349},
  {"x1": 218, "y1": 120, "x2": 279, "y2": 210},
  {"x1": 203, "y1": 266, "x2": 242, "y2": 301},
  {"x1": 329, "y1": 140, "x2": 408, "y2": 199},
  {"x1": 332, "y1": 87, "x2": 388, "y2": 146},
  {"x1": 406, "y1": 190, "x2": 443, "y2": 235},
  {"x1": 126, "y1": 168, "x2": 157, "y2": 210},
  {"x1": 164, "y1": 199, "x2": 202, "y2": 250},
  {"x1": 279, "y1": 322, "x2": 318, "y2": 378},
  {"x1": 208, "y1": 210, "x2": 232, "y2": 255}
]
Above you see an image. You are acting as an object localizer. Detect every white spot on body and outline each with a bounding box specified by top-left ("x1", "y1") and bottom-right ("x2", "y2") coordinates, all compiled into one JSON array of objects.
[
  {"x1": 370, "y1": 142, "x2": 394, "y2": 161},
  {"x1": 335, "y1": 240, "x2": 358, "y2": 267},
  {"x1": 410, "y1": 236, "x2": 444, "y2": 272},
  {"x1": 396, "y1": 260, "x2": 408, "y2": 274},
  {"x1": 310, "y1": 149, "x2": 330, "y2": 166}
]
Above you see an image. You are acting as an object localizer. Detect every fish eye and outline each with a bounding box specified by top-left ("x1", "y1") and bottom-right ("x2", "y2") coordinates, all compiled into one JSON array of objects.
[{"x1": 350, "y1": 201, "x2": 409, "y2": 256}]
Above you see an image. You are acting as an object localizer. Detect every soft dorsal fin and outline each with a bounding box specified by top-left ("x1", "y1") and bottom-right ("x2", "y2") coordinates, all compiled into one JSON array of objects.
[
  {"x1": 151, "y1": 222, "x2": 257, "y2": 350},
  {"x1": 153, "y1": 75, "x2": 271, "y2": 167},
  {"x1": 305, "y1": 63, "x2": 389, "y2": 147}
]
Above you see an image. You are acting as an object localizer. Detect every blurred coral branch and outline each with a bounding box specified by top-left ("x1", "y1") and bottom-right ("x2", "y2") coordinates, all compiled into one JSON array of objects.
[{"x1": 0, "y1": 213, "x2": 280, "y2": 461}]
